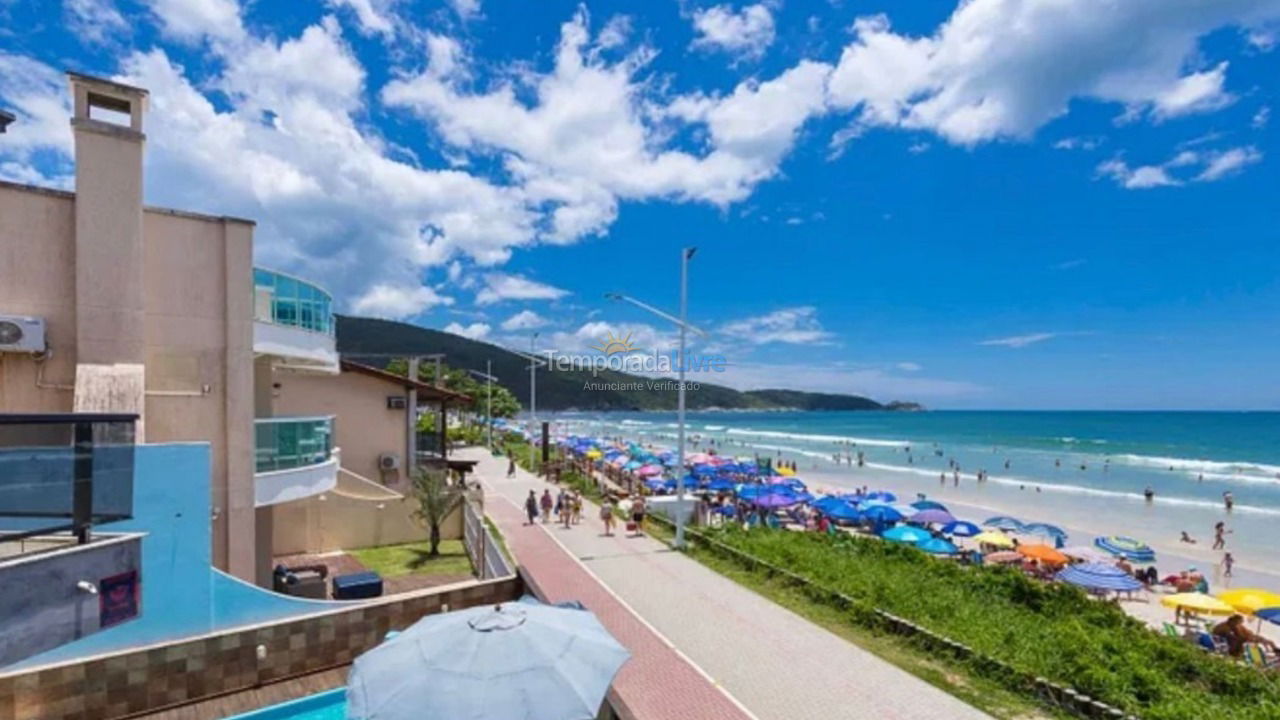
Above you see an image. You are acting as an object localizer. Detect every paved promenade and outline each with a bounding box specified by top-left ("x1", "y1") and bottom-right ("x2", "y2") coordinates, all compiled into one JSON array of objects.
[{"x1": 461, "y1": 448, "x2": 991, "y2": 720}]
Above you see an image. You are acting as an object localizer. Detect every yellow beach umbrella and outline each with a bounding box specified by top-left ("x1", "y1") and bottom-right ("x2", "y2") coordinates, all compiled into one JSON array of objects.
[
  {"x1": 973, "y1": 531, "x2": 1016, "y2": 549},
  {"x1": 1160, "y1": 592, "x2": 1236, "y2": 616},
  {"x1": 775, "y1": 465, "x2": 795, "y2": 476},
  {"x1": 1217, "y1": 588, "x2": 1280, "y2": 615},
  {"x1": 585, "y1": 449, "x2": 603, "y2": 459}
]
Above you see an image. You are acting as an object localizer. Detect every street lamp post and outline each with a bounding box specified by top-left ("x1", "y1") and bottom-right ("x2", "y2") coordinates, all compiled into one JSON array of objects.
[
  {"x1": 486, "y1": 359, "x2": 493, "y2": 449},
  {"x1": 529, "y1": 332, "x2": 539, "y2": 472},
  {"x1": 606, "y1": 246, "x2": 701, "y2": 549}
]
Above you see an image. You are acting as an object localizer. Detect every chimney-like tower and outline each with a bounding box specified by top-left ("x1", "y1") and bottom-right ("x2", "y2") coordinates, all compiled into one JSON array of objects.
[{"x1": 68, "y1": 73, "x2": 149, "y2": 437}]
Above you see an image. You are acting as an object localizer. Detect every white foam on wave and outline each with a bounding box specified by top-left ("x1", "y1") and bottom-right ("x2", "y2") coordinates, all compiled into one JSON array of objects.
[
  {"x1": 726, "y1": 427, "x2": 909, "y2": 448},
  {"x1": 1113, "y1": 454, "x2": 1280, "y2": 479},
  {"x1": 703, "y1": 425, "x2": 726, "y2": 431},
  {"x1": 619, "y1": 419, "x2": 653, "y2": 426},
  {"x1": 745, "y1": 442, "x2": 834, "y2": 461}
]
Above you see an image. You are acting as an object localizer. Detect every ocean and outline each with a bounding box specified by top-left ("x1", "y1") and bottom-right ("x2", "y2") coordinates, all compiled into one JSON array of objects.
[{"x1": 544, "y1": 410, "x2": 1280, "y2": 579}]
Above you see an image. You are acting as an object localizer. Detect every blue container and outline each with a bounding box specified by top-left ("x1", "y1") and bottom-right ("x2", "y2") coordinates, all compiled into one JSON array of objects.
[{"x1": 332, "y1": 571, "x2": 382, "y2": 600}]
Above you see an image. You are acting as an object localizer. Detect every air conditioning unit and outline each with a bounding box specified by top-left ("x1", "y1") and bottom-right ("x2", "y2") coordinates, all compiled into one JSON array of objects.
[
  {"x1": 378, "y1": 453, "x2": 401, "y2": 471},
  {"x1": 0, "y1": 315, "x2": 46, "y2": 353},
  {"x1": 387, "y1": 396, "x2": 407, "y2": 410}
]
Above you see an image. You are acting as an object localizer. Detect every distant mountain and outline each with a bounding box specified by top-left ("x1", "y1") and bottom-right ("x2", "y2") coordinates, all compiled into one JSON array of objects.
[{"x1": 335, "y1": 315, "x2": 917, "y2": 412}]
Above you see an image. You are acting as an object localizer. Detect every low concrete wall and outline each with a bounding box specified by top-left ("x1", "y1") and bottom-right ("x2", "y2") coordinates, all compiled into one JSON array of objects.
[
  {"x1": 0, "y1": 575, "x2": 523, "y2": 720},
  {"x1": 0, "y1": 534, "x2": 144, "y2": 667}
]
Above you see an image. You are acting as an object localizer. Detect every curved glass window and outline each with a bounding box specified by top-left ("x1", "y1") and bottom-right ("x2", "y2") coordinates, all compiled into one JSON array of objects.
[
  {"x1": 254, "y1": 417, "x2": 334, "y2": 473},
  {"x1": 253, "y1": 268, "x2": 334, "y2": 336}
]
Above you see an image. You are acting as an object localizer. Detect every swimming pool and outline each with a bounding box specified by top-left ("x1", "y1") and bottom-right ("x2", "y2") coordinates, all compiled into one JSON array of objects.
[{"x1": 224, "y1": 688, "x2": 346, "y2": 720}]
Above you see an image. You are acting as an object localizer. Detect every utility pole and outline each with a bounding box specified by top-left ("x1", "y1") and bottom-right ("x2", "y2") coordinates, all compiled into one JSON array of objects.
[
  {"x1": 407, "y1": 356, "x2": 419, "y2": 472},
  {"x1": 529, "y1": 332, "x2": 539, "y2": 473},
  {"x1": 675, "y1": 246, "x2": 696, "y2": 549},
  {"x1": 486, "y1": 359, "x2": 493, "y2": 449}
]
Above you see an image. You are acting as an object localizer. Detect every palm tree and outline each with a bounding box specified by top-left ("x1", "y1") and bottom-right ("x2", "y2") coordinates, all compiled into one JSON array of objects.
[{"x1": 410, "y1": 468, "x2": 465, "y2": 557}]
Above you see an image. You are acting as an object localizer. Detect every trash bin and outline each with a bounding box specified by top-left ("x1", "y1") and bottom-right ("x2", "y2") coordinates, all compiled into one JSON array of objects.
[{"x1": 332, "y1": 571, "x2": 383, "y2": 599}]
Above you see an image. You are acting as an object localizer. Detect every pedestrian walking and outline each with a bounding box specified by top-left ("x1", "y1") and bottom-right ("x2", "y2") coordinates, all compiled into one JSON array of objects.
[
  {"x1": 507, "y1": 454, "x2": 516, "y2": 478},
  {"x1": 524, "y1": 490, "x2": 538, "y2": 525},
  {"x1": 539, "y1": 489, "x2": 553, "y2": 523},
  {"x1": 600, "y1": 497, "x2": 616, "y2": 536}
]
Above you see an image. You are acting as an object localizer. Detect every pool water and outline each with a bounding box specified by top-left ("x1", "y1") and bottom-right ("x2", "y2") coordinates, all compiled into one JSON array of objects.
[{"x1": 224, "y1": 688, "x2": 346, "y2": 719}]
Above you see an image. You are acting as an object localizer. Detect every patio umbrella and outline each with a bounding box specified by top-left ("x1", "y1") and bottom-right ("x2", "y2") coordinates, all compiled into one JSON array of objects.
[
  {"x1": 983, "y1": 516, "x2": 1024, "y2": 531},
  {"x1": 1059, "y1": 546, "x2": 1115, "y2": 564},
  {"x1": 865, "y1": 491, "x2": 897, "y2": 503},
  {"x1": 1094, "y1": 535, "x2": 1156, "y2": 563},
  {"x1": 1217, "y1": 589, "x2": 1280, "y2": 615},
  {"x1": 1257, "y1": 607, "x2": 1280, "y2": 626},
  {"x1": 706, "y1": 478, "x2": 736, "y2": 491},
  {"x1": 1021, "y1": 522, "x2": 1068, "y2": 540},
  {"x1": 1160, "y1": 593, "x2": 1235, "y2": 616},
  {"x1": 637, "y1": 464, "x2": 663, "y2": 476},
  {"x1": 1057, "y1": 563, "x2": 1142, "y2": 592},
  {"x1": 984, "y1": 551, "x2": 1023, "y2": 565},
  {"x1": 941, "y1": 520, "x2": 981, "y2": 537},
  {"x1": 1017, "y1": 544, "x2": 1069, "y2": 566},
  {"x1": 911, "y1": 500, "x2": 948, "y2": 512},
  {"x1": 910, "y1": 509, "x2": 956, "y2": 525},
  {"x1": 861, "y1": 505, "x2": 905, "y2": 523},
  {"x1": 973, "y1": 531, "x2": 1016, "y2": 549},
  {"x1": 917, "y1": 537, "x2": 959, "y2": 554},
  {"x1": 347, "y1": 600, "x2": 629, "y2": 720},
  {"x1": 812, "y1": 496, "x2": 847, "y2": 512},
  {"x1": 753, "y1": 492, "x2": 799, "y2": 508},
  {"x1": 882, "y1": 525, "x2": 931, "y2": 544},
  {"x1": 823, "y1": 502, "x2": 862, "y2": 522}
]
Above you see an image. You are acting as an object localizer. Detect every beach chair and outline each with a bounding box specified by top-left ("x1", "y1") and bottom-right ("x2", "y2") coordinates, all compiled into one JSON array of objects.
[
  {"x1": 1161, "y1": 623, "x2": 1181, "y2": 639},
  {"x1": 1244, "y1": 644, "x2": 1279, "y2": 670}
]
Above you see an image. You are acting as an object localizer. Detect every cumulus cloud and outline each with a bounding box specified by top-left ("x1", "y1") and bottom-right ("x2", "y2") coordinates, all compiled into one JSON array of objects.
[
  {"x1": 66, "y1": 0, "x2": 130, "y2": 44},
  {"x1": 443, "y1": 321, "x2": 491, "y2": 340},
  {"x1": 690, "y1": 3, "x2": 776, "y2": 60},
  {"x1": 148, "y1": 0, "x2": 245, "y2": 43},
  {"x1": 1254, "y1": 106, "x2": 1272, "y2": 129},
  {"x1": 1097, "y1": 145, "x2": 1263, "y2": 188},
  {"x1": 1195, "y1": 146, "x2": 1263, "y2": 181},
  {"x1": 324, "y1": 0, "x2": 394, "y2": 37},
  {"x1": 475, "y1": 273, "x2": 569, "y2": 305},
  {"x1": 352, "y1": 284, "x2": 454, "y2": 318},
  {"x1": 825, "y1": 1, "x2": 1275, "y2": 146},
  {"x1": 500, "y1": 309, "x2": 549, "y2": 331},
  {"x1": 720, "y1": 307, "x2": 833, "y2": 345},
  {"x1": 1096, "y1": 159, "x2": 1180, "y2": 189},
  {"x1": 979, "y1": 332, "x2": 1058, "y2": 348}
]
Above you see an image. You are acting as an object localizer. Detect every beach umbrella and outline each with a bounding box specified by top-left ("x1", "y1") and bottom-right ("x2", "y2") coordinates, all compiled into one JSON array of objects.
[
  {"x1": 1021, "y1": 522, "x2": 1068, "y2": 540},
  {"x1": 1160, "y1": 593, "x2": 1236, "y2": 616},
  {"x1": 637, "y1": 464, "x2": 663, "y2": 476},
  {"x1": 910, "y1": 509, "x2": 957, "y2": 525},
  {"x1": 1059, "y1": 546, "x2": 1115, "y2": 564},
  {"x1": 865, "y1": 491, "x2": 897, "y2": 503},
  {"x1": 347, "y1": 600, "x2": 629, "y2": 720},
  {"x1": 1257, "y1": 607, "x2": 1280, "y2": 626},
  {"x1": 706, "y1": 478, "x2": 736, "y2": 491},
  {"x1": 861, "y1": 505, "x2": 905, "y2": 523},
  {"x1": 1057, "y1": 563, "x2": 1143, "y2": 592},
  {"x1": 984, "y1": 551, "x2": 1023, "y2": 565},
  {"x1": 1094, "y1": 535, "x2": 1156, "y2": 563},
  {"x1": 823, "y1": 502, "x2": 862, "y2": 522},
  {"x1": 983, "y1": 516, "x2": 1024, "y2": 531},
  {"x1": 917, "y1": 537, "x2": 959, "y2": 554},
  {"x1": 941, "y1": 520, "x2": 981, "y2": 537},
  {"x1": 1017, "y1": 544, "x2": 1069, "y2": 566},
  {"x1": 752, "y1": 491, "x2": 799, "y2": 508},
  {"x1": 973, "y1": 531, "x2": 1016, "y2": 549},
  {"x1": 882, "y1": 525, "x2": 932, "y2": 544},
  {"x1": 812, "y1": 496, "x2": 847, "y2": 512},
  {"x1": 1216, "y1": 589, "x2": 1280, "y2": 615},
  {"x1": 585, "y1": 449, "x2": 603, "y2": 459},
  {"x1": 686, "y1": 453, "x2": 712, "y2": 464},
  {"x1": 910, "y1": 500, "x2": 948, "y2": 512}
]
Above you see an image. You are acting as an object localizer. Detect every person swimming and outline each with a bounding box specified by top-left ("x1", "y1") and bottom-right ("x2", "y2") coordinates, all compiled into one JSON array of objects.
[{"x1": 1143, "y1": 486, "x2": 1155, "y2": 502}]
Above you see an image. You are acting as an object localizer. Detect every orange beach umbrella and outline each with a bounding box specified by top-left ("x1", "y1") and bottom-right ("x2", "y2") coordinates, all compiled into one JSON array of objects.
[{"x1": 1017, "y1": 544, "x2": 1069, "y2": 566}]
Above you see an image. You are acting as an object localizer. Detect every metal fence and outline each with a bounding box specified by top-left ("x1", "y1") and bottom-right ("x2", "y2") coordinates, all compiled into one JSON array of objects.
[{"x1": 462, "y1": 501, "x2": 514, "y2": 580}]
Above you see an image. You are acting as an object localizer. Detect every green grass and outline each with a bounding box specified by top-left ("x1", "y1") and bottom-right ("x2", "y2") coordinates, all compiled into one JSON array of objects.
[
  {"x1": 350, "y1": 540, "x2": 473, "y2": 578},
  {"x1": 483, "y1": 515, "x2": 513, "y2": 565}
]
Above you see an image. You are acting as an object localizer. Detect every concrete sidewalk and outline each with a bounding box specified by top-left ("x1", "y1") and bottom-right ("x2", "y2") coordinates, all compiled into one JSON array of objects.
[{"x1": 463, "y1": 447, "x2": 991, "y2": 720}]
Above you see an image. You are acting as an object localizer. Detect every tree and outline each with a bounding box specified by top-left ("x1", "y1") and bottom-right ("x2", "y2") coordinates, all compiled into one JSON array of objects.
[{"x1": 410, "y1": 469, "x2": 465, "y2": 557}]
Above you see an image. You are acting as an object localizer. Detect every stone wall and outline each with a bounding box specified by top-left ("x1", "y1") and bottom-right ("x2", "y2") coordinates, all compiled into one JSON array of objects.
[{"x1": 0, "y1": 576, "x2": 522, "y2": 720}]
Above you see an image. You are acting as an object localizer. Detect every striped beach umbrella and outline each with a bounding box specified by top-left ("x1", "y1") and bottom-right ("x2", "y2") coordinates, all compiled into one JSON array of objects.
[{"x1": 1057, "y1": 563, "x2": 1142, "y2": 592}]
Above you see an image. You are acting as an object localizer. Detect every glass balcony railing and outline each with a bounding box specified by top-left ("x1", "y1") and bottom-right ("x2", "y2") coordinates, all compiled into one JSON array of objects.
[
  {"x1": 254, "y1": 417, "x2": 334, "y2": 474},
  {"x1": 253, "y1": 267, "x2": 335, "y2": 336}
]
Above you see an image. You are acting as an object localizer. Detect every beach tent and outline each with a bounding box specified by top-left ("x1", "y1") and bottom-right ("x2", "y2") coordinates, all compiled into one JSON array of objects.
[
  {"x1": 983, "y1": 516, "x2": 1024, "y2": 531},
  {"x1": 1017, "y1": 544, "x2": 1069, "y2": 566},
  {"x1": 1056, "y1": 563, "x2": 1142, "y2": 593},
  {"x1": 916, "y1": 537, "x2": 959, "y2": 554},
  {"x1": 909, "y1": 509, "x2": 956, "y2": 525},
  {"x1": 1160, "y1": 593, "x2": 1235, "y2": 616},
  {"x1": 973, "y1": 531, "x2": 1016, "y2": 549},
  {"x1": 346, "y1": 600, "x2": 628, "y2": 720},
  {"x1": 1217, "y1": 589, "x2": 1280, "y2": 615},
  {"x1": 1095, "y1": 535, "x2": 1156, "y2": 563},
  {"x1": 882, "y1": 525, "x2": 931, "y2": 544},
  {"x1": 941, "y1": 520, "x2": 981, "y2": 537}
]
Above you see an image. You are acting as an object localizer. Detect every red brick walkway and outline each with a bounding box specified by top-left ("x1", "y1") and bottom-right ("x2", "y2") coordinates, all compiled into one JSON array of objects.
[{"x1": 487, "y1": 496, "x2": 753, "y2": 720}]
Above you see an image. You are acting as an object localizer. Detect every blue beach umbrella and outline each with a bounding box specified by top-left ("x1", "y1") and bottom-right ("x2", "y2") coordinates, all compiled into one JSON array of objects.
[
  {"x1": 1256, "y1": 607, "x2": 1280, "y2": 626},
  {"x1": 347, "y1": 600, "x2": 629, "y2": 720},
  {"x1": 823, "y1": 503, "x2": 862, "y2": 522},
  {"x1": 1056, "y1": 563, "x2": 1143, "y2": 593},
  {"x1": 753, "y1": 492, "x2": 799, "y2": 509},
  {"x1": 1022, "y1": 522, "x2": 1068, "y2": 540},
  {"x1": 917, "y1": 537, "x2": 959, "y2": 554},
  {"x1": 707, "y1": 478, "x2": 736, "y2": 491},
  {"x1": 865, "y1": 491, "x2": 897, "y2": 503},
  {"x1": 941, "y1": 520, "x2": 982, "y2": 537},
  {"x1": 910, "y1": 500, "x2": 948, "y2": 512},
  {"x1": 983, "y1": 516, "x2": 1024, "y2": 531},
  {"x1": 1094, "y1": 535, "x2": 1156, "y2": 563},
  {"x1": 910, "y1": 509, "x2": 957, "y2": 525},
  {"x1": 882, "y1": 525, "x2": 931, "y2": 544},
  {"x1": 812, "y1": 496, "x2": 847, "y2": 512},
  {"x1": 862, "y1": 505, "x2": 905, "y2": 523}
]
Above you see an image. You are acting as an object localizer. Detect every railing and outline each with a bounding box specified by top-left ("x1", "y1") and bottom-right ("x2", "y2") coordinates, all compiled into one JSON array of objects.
[
  {"x1": 0, "y1": 413, "x2": 137, "y2": 545},
  {"x1": 254, "y1": 417, "x2": 334, "y2": 473},
  {"x1": 252, "y1": 267, "x2": 335, "y2": 336},
  {"x1": 462, "y1": 501, "x2": 513, "y2": 580}
]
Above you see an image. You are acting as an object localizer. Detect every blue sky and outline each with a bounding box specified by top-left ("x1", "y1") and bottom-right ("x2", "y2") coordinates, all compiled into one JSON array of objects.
[{"x1": 1, "y1": 0, "x2": 1278, "y2": 409}]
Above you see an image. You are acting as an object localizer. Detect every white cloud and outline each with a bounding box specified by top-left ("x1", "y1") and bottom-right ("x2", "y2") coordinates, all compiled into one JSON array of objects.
[
  {"x1": 720, "y1": 307, "x2": 833, "y2": 345},
  {"x1": 1252, "y1": 106, "x2": 1271, "y2": 129},
  {"x1": 690, "y1": 3, "x2": 776, "y2": 60},
  {"x1": 907, "y1": 141, "x2": 930, "y2": 154},
  {"x1": 1053, "y1": 136, "x2": 1103, "y2": 151},
  {"x1": 148, "y1": 0, "x2": 245, "y2": 42},
  {"x1": 449, "y1": 0, "x2": 480, "y2": 20},
  {"x1": 325, "y1": 0, "x2": 394, "y2": 37},
  {"x1": 825, "y1": 1, "x2": 1275, "y2": 146},
  {"x1": 475, "y1": 273, "x2": 569, "y2": 305},
  {"x1": 0, "y1": 52, "x2": 73, "y2": 160},
  {"x1": 978, "y1": 332, "x2": 1058, "y2": 348},
  {"x1": 352, "y1": 284, "x2": 454, "y2": 318},
  {"x1": 1096, "y1": 158, "x2": 1180, "y2": 189},
  {"x1": 66, "y1": 0, "x2": 130, "y2": 44},
  {"x1": 1247, "y1": 26, "x2": 1278, "y2": 51},
  {"x1": 896, "y1": 362, "x2": 922, "y2": 372},
  {"x1": 1054, "y1": 258, "x2": 1087, "y2": 270},
  {"x1": 1195, "y1": 145, "x2": 1262, "y2": 181},
  {"x1": 500, "y1": 309, "x2": 549, "y2": 331},
  {"x1": 444, "y1": 321, "x2": 491, "y2": 340}
]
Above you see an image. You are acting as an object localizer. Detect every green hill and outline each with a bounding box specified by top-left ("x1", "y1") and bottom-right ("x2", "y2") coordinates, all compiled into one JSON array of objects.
[{"x1": 335, "y1": 315, "x2": 912, "y2": 412}]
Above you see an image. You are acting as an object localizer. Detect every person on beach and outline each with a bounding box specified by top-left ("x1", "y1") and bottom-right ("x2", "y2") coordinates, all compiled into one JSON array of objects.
[
  {"x1": 524, "y1": 490, "x2": 539, "y2": 525},
  {"x1": 1143, "y1": 486, "x2": 1155, "y2": 502},
  {"x1": 540, "y1": 489, "x2": 553, "y2": 523},
  {"x1": 1213, "y1": 615, "x2": 1278, "y2": 657},
  {"x1": 630, "y1": 497, "x2": 646, "y2": 536},
  {"x1": 600, "y1": 497, "x2": 616, "y2": 536},
  {"x1": 1223, "y1": 552, "x2": 1235, "y2": 577},
  {"x1": 571, "y1": 492, "x2": 583, "y2": 525},
  {"x1": 1223, "y1": 491, "x2": 1234, "y2": 511},
  {"x1": 1180, "y1": 531, "x2": 1197, "y2": 544},
  {"x1": 940, "y1": 473, "x2": 946, "y2": 486},
  {"x1": 1213, "y1": 521, "x2": 1231, "y2": 549},
  {"x1": 507, "y1": 454, "x2": 517, "y2": 478},
  {"x1": 559, "y1": 490, "x2": 573, "y2": 528}
]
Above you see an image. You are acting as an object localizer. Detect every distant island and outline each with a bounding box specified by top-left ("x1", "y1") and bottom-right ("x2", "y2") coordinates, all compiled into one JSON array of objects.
[{"x1": 337, "y1": 315, "x2": 922, "y2": 412}]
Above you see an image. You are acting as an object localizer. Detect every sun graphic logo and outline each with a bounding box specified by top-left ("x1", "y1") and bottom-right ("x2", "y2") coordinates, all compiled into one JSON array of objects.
[{"x1": 591, "y1": 330, "x2": 637, "y2": 355}]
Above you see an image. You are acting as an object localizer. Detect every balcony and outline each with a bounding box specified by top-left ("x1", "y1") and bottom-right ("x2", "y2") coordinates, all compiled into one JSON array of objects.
[
  {"x1": 253, "y1": 267, "x2": 339, "y2": 374},
  {"x1": 253, "y1": 417, "x2": 339, "y2": 507}
]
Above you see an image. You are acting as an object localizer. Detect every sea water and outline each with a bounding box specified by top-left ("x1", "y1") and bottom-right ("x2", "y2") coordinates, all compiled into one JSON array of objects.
[{"x1": 551, "y1": 410, "x2": 1280, "y2": 579}]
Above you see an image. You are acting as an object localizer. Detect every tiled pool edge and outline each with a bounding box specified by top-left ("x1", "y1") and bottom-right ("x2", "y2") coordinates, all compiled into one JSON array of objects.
[{"x1": 0, "y1": 575, "x2": 522, "y2": 720}]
